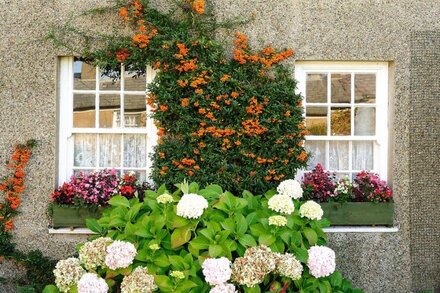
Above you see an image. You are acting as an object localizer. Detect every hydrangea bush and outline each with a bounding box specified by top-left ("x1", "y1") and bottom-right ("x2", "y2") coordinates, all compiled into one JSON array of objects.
[{"x1": 43, "y1": 180, "x2": 363, "y2": 293}]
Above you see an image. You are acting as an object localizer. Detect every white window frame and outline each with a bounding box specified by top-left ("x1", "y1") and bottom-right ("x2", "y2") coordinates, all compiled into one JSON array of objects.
[
  {"x1": 57, "y1": 56, "x2": 157, "y2": 185},
  {"x1": 295, "y1": 61, "x2": 389, "y2": 180}
]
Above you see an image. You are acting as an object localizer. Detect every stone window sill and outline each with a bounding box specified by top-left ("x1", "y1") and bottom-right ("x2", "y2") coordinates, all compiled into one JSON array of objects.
[{"x1": 48, "y1": 226, "x2": 399, "y2": 235}]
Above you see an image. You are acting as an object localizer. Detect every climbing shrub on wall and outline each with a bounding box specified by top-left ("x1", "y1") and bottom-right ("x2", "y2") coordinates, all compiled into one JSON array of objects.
[
  {"x1": 72, "y1": 0, "x2": 308, "y2": 194},
  {"x1": 0, "y1": 140, "x2": 57, "y2": 292}
]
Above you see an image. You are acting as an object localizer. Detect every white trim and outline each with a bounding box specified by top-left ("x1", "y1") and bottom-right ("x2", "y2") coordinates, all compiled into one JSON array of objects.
[
  {"x1": 58, "y1": 57, "x2": 157, "y2": 183},
  {"x1": 295, "y1": 61, "x2": 389, "y2": 180},
  {"x1": 48, "y1": 226, "x2": 399, "y2": 235},
  {"x1": 323, "y1": 226, "x2": 398, "y2": 233}
]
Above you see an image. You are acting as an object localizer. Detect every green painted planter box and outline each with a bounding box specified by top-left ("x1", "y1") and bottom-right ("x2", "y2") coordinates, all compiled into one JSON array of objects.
[
  {"x1": 51, "y1": 205, "x2": 106, "y2": 228},
  {"x1": 320, "y1": 202, "x2": 394, "y2": 226}
]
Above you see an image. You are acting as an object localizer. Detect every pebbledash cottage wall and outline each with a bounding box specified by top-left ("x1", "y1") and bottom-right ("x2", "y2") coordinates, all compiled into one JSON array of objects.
[{"x1": 0, "y1": 0, "x2": 439, "y2": 292}]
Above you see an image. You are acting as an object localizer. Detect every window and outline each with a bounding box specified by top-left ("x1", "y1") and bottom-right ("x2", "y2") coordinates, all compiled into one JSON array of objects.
[
  {"x1": 58, "y1": 57, "x2": 157, "y2": 184},
  {"x1": 295, "y1": 62, "x2": 389, "y2": 179}
]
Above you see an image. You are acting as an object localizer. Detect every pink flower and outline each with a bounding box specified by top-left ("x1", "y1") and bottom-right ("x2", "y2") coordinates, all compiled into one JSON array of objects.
[{"x1": 307, "y1": 246, "x2": 336, "y2": 278}]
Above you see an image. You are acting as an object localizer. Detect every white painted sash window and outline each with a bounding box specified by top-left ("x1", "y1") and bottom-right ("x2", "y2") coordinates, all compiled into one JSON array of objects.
[
  {"x1": 57, "y1": 57, "x2": 157, "y2": 184},
  {"x1": 295, "y1": 62, "x2": 389, "y2": 180}
]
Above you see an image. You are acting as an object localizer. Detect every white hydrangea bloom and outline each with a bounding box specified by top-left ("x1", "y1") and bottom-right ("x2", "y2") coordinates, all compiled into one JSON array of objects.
[
  {"x1": 268, "y1": 194, "x2": 295, "y2": 215},
  {"x1": 176, "y1": 193, "x2": 208, "y2": 219},
  {"x1": 156, "y1": 193, "x2": 173, "y2": 204},
  {"x1": 268, "y1": 215, "x2": 288, "y2": 227},
  {"x1": 105, "y1": 240, "x2": 137, "y2": 270},
  {"x1": 53, "y1": 258, "x2": 85, "y2": 293},
  {"x1": 77, "y1": 273, "x2": 108, "y2": 293},
  {"x1": 79, "y1": 237, "x2": 113, "y2": 271},
  {"x1": 277, "y1": 179, "x2": 303, "y2": 199},
  {"x1": 209, "y1": 283, "x2": 237, "y2": 293},
  {"x1": 307, "y1": 246, "x2": 336, "y2": 278},
  {"x1": 275, "y1": 253, "x2": 303, "y2": 280},
  {"x1": 202, "y1": 257, "x2": 233, "y2": 286},
  {"x1": 121, "y1": 267, "x2": 157, "y2": 293},
  {"x1": 299, "y1": 200, "x2": 324, "y2": 220}
]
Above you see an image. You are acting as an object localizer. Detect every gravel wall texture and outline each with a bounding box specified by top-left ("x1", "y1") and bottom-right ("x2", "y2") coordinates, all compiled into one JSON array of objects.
[{"x1": 0, "y1": 0, "x2": 439, "y2": 292}]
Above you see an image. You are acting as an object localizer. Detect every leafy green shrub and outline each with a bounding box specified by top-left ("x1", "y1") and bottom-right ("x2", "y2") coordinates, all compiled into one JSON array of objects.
[
  {"x1": 52, "y1": 0, "x2": 309, "y2": 194},
  {"x1": 44, "y1": 181, "x2": 363, "y2": 292}
]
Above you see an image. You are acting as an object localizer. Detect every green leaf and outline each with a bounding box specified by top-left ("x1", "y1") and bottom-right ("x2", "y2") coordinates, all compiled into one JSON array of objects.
[
  {"x1": 320, "y1": 218, "x2": 331, "y2": 228},
  {"x1": 258, "y1": 234, "x2": 276, "y2": 246},
  {"x1": 108, "y1": 195, "x2": 130, "y2": 208},
  {"x1": 294, "y1": 247, "x2": 309, "y2": 263},
  {"x1": 124, "y1": 221, "x2": 137, "y2": 235},
  {"x1": 270, "y1": 240, "x2": 285, "y2": 253},
  {"x1": 303, "y1": 227, "x2": 318, "y2": 245},
  {"x1": 330, "y1": 271, "x2": 343, "y2": 288},
  {"x1": 244, "y1": 285, "x2": 261, "y2": 293},
  {"x1": 245, "y1": 212, "x2": 259, "y2": 225},
  {"x1": 42, "y1": 285, "x2": 60, "y2": 293},
  {"x1": 155, "y1": 275, "x2": 174, "y2": 291},
  {"x1": 220, "y1": 218, "x2": 236, "y2": 232},
  {"x1": 169, "y1": 255, "x2": 186, "y2": 270},
  {"x1": 235, "y1": 214, "x2": 248, "y2": 235},
  {"x1": 179, "y1": 280, "x2": 198, "y2": 292},
  {"x1": 171, "y1": 227, "x2": 192, "y2": 249},
  {"x1": 85, "y1": 218, "x2": 102, "y2": 234},
  {"x1": 291, "y1": 231, "x2": 303, "y2": 247},
  {"x1": 125, "y1": 202, "x2": 143, "y2": 222},
  {"x1": 189, "y1": 182, "x2": 200, "y2": 193},
  {"x1": 154, "y1": 253, "x2": 170, "y2": 267},
  {"x1": 250, "y1": 223, "x2": 267, "y2": 237},
  {"x1": 189, "y1": 236, "x2": 210, "y2": 250},
  {"x1": 209, "y1": 244, "x2": 224, "y2": 257},
  {"x1": 108, "y1": 217, "x2": 126, "y2": 227},
  {"x1": 238, "y1": 234, "x2": 257, "y2": 247}
]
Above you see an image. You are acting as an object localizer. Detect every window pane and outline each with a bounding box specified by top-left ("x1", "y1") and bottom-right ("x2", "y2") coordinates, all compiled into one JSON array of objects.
[
  {"x1": 73, "y1": 94, "x2": 95, "y2": 128},
  {"x1": 353, "y1": 141, "x2": 374, "y2": 170},
  {"x1": 306, "y1": 73, "x2": 327, "y2": 103},
  {"x1": 124, "y1": 95, "x2": 147, "y2": 128},
  {"x1": 74, "y1": 134, "x2": 96, "y2": 167},
  {"x1": 73, "y1": 59, "x2": 96, "y2": 90},
  {"x1": 354, "y1": 107, "x2": 375, "y2": 135},
  {"x1": 99, "y1": 95, "x2": 121, "y2": 128},
  {"x1": 305, "y1": 141, "x2": 326, "y2": 169},
  {"x1": 124, "y1": 71, "x2": 146, "y2": 92},
  {"x1": 331, "y1": 73, "x2": 351, "y2": 103},
  {"x1": 331, "y1": 107, "x2": 351, "y2": 135},
  {"x1": 355, "y1": 74, "x2": 376, "y2": 103},
  {"x1": 329, "y1": 141, "x2": 349, "y2": 170},
  {"x1": 123, "y1": 135, "x2": 147, "y2": 168},
  {"x1": 99, "y1": 134, "x2": 121, "y2": 167},
  {"x1": 306, "y1": 107, "x2": 327, "y2": 135},
  {"x1": 99, "y1": 70, "x2": 121, "y2": 91}
]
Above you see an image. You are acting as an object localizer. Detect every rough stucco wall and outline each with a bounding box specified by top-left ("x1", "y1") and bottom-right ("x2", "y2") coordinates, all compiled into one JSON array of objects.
[
  {"x1": 409, "y1": 31, "x2": 440, "y2": 293},
  {"x1": 0, "y1": 0, "x2": 439, "y2": 292}
]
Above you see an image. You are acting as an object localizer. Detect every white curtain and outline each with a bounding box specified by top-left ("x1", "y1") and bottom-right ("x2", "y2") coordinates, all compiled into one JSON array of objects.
[
  {"x1": 74, "y1": 134, "x2": 96, "y2": 167},
  {"x1": 329, "y1": 141, "x2": 349, "y2": 170},
  {"x1": 353, "y1": 141, "x2": 373, "y2": 170}
]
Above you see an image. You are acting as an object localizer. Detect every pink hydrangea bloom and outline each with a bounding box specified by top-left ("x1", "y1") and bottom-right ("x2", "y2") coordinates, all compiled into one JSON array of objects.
[
  {"x1": 77, "y1": 273, "x2": 108, "y2": 293},
  {"x1": 105, "y1": 240, "x2": 137, "y2": 270},
  {"x1": 307, "y1": 246, "x2": 336, "y2": 278},
  {"x1": 202, "y1": 257, "x2": 232, "y2": 286}
]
